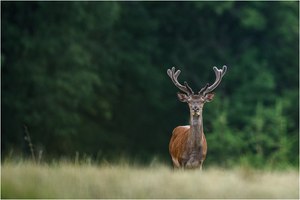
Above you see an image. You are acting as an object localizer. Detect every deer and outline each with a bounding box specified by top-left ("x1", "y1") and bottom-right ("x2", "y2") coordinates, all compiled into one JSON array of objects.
[{"x1": 167, "y1": 65, "x2": 227, "y2": 170}]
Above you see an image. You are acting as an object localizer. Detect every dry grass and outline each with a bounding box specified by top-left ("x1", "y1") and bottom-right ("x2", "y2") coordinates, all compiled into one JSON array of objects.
[{"x1": 1, "y1": 161, "x2": 299, "y2": 199}]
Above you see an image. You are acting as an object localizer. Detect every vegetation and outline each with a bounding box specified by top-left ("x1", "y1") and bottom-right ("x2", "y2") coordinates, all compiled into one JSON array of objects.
[
  {"x1": 1, "y1": 2, "x2": 299, "y2": 168},
  {"x1": 1, "y1": 161, "x2": 299, "y2": 199}
]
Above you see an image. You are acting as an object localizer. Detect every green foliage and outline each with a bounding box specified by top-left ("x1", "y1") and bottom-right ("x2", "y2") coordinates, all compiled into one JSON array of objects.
[{"x1": 2, "y1": 2, "x2": 299, "y2": 168}]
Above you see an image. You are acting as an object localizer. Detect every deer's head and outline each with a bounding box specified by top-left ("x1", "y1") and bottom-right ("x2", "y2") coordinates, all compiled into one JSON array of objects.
[{"x1": 167, "y1": 66, "x2": 227, "y2": 116}]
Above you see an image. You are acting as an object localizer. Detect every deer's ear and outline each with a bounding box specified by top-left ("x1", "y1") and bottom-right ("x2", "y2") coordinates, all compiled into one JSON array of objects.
[
  {"x1": 205, "y1": 93, "x2": 215, "y2": 102},
  {"x1": 177, "y1": 92, "x2": 189, "y2": 102}
]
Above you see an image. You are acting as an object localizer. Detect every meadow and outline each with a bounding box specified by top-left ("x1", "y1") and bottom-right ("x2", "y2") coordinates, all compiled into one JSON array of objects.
[{"x1": 1, "y1": 161, "x2": 299, "y2": 199}]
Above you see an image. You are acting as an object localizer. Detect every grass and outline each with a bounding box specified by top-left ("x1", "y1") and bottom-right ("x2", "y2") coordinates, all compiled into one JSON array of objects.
[{"x1": 1, "y1": 161, "x2": 299, "y2": 199}]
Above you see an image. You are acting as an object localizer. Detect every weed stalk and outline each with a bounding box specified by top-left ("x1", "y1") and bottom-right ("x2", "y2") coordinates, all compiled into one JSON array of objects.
[{"x1": 23, "y1": 125, "x2": 36, "y2": 163}]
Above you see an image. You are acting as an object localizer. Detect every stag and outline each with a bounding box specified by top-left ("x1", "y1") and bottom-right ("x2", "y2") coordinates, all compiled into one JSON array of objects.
[{"x1": 167, "y1": 66, "x2": 227, "y2": 169}]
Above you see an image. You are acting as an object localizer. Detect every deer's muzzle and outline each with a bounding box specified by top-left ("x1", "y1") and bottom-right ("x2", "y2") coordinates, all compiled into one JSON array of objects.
[
  {"x1": 192, "y1": 111, "x2": 201, "y2": 116},
  {"x1": 191, "y1": 106, "x2": 201, "y2": 116}
]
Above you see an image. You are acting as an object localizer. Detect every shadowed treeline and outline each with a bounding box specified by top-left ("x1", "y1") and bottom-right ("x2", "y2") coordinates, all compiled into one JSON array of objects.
[{"x1": 1, "y1": 1, "x2": 299, "y2": 168}]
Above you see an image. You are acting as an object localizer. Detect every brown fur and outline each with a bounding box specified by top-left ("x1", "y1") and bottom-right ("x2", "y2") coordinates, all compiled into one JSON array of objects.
[{"x1": 169, "y1": 126, "x2": 207, "y2": 168}]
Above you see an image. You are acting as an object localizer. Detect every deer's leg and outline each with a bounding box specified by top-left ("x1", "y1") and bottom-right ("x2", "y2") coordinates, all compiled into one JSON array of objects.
[
  {"x1": 171, "y1": 157, "x2": 181, "y2": 168},
  {"x1": 199, "y1": 160, "x2": 204, "y2": 171}
]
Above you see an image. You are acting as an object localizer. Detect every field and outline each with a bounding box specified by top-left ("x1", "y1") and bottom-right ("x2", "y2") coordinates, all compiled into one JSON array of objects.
[{"x1": 1, "y1": 161, "x2": 299, "y2": 199}]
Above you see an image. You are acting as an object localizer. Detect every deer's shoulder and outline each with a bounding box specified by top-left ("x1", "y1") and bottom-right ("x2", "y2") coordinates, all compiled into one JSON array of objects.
[{"x1": 172, "y1": 125, "x2": 190, "y2": 135}]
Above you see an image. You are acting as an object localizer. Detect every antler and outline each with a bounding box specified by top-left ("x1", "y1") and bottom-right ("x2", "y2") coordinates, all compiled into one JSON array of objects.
[
  {"x1": 199, "y1": 65, "x2": 227, "y2": 95},
  {"x1": 167, "y1": 67, "x2": 194, "y2": 95}
]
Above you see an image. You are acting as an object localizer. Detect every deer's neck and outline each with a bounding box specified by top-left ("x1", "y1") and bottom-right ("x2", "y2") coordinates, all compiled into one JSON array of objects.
[{"x1": 189, "y1": 110, "x2": 203, "y2": 147}]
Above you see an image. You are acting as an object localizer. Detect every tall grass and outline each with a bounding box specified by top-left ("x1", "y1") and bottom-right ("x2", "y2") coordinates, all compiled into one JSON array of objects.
[{"x1": 1, "y1": 161, "x2": 299, "y2": 199}]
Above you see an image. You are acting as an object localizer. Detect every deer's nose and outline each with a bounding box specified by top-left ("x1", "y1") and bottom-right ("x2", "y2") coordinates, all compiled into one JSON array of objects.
[
  {"x1": 192, "y1": 106, "x2": 200, "y2": 112},
  {"x1": 191, "y1": 106, "x2": 201, "y2": 116}
]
